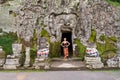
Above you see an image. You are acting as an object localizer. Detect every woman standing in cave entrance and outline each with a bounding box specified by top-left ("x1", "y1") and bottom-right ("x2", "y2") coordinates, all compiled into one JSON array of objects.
[{"x1": 61, "y1": 38, "x2": 70, "y2": 59}]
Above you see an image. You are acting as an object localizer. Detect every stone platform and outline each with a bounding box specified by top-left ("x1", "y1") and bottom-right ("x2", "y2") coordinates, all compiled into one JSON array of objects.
[{"x1": 50, "y1": 58, "x2": 85, "y2": 70}]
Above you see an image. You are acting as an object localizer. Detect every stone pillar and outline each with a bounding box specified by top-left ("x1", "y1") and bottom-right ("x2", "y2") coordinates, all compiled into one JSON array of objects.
[{"x1": 24, "y1": 47, "x2": 30, "y2": 67}]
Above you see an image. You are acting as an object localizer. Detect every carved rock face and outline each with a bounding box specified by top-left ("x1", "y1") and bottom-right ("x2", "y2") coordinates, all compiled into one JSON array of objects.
[
  {"x1": 46, "y1": 13, "x2": 77, "y2": 40},
  {"x1": 14, "y1": 0, "x2": 120, "y2": 47}
]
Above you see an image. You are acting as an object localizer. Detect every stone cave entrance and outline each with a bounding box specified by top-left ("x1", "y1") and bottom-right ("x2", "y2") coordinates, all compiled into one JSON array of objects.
[{"x1": 61, "y1": 32, "x2": 73, "y2": 57}]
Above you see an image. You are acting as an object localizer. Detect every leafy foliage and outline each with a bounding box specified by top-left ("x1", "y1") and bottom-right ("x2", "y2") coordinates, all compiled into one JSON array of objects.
[
  {"x1": 0, "y1": 32, "x2": 18, "y2": 55},
  {"x1": 75, "y1": 39, "x2": 86, "y2": 60},
  {"x1": 97, "y1": 34, "x2": 117, "y2": 63},
  {"x1": 49, "y1": 41, "x2": 61, "y2": 58},
  {"x1": 106, "y1": 0, "x2": 120, "y2": 6}
]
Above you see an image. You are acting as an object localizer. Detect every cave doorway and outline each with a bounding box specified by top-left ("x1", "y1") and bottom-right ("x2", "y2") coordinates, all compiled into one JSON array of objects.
[{"x1": 61, "y1": 32, "x2": 73, "y2": 57}]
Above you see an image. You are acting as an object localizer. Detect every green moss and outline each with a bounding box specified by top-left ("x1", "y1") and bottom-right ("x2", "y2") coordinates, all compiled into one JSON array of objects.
[
  {"x1": 99, "y1": 34, "x2": 106, "y2": 41},
  {"x1": 30, "y1": 47, "x2": 36, "y2": 66},
  {"x1": 56, "y1": 0, "x2": 60, "y2": 8},
  {"x1": 0, "y1": 28, "x2": 3, "y2": 33},
  {"x1": 97, "y1": 34, "x2": 117, "y2": 63},
  {"x1": 49, "y1": 41, "x2": 61, "y2": 58},
  {"x1": 30, "y1": 29, "x2": 37, "y2": 65},
  {"x1": 106, "y1": 0, "x2": 120, "y2": 7},
  {"x1": 19, "y1": 52, "x2": 25, "y2": 66},
  {"x1": 40, "y1": 29, "x2": 50, "y2": 42},
  {"x1": 75, "y1": 39, "x2": 86, "y2": 60},
  {"x1": 108, "y1": 36, "x2": 117, "y2": 42},
  {"x1": 0, "y1": 51, "x2": 6, "y2": 58},
  {"x1": 88, "y1": 29, "x2": 97, "y2": 43},
  {"x1": 0, "y1": 32, "x2": 18, "y2": 55}
]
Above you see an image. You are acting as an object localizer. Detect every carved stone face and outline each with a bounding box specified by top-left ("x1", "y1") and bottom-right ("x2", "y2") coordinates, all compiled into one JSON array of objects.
[{"x1": 55, "y1": 14, "x2": 77, "y2": 32}]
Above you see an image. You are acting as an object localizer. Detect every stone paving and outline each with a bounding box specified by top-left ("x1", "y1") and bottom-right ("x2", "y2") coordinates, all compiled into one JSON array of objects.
[{"x1": 0, "y1": 71, "x2": 120, "y2": 80}]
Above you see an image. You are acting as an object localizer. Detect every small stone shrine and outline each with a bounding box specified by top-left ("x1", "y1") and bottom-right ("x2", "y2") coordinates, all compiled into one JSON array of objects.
[
  {"x1": 85, "y1": 44, "x2": 104, "y2": 69},
  {"x1": 33, "y1": 38, "x2": 50, "y2": 69},
  {"x1": 0, "y1": 46, "x2": 5, "y2": 67},
  {"x1": 3, "y1": 44, "x2": 22, "y2": 69}
]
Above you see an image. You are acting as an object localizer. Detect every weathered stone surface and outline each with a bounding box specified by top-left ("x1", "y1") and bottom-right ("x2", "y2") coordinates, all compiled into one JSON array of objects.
[
  {"x1": 3, "y1": 43, "x2": 22, "y2": 69},
  {"x1": 107, "y1": 39, "x2": 120, "y2": 68},
  {"x1": 107, "y1": 53, "x2": 120, "y2": 68},
  {"x1": 33, "y1": 57, "x2": 50, "y2": 70},
  {"x1": 24, "y1": 47, "x2": 30, "y2": 67},
  {"x1": 0, "y1": 46, "x2": 5, "y2": 67},
  {"x1": 13, "y1": 0, "x2": 120, "y2": 47},
  {"x1": 85, "y1": 57, "x2": 104, "y2": 69},
  {"x1": 3, "y1": 58, "x2": 20, "y2": 69},
  {"x1": 0, "y1": 0, "x2": 6, "y2": 4},
  {"x1": 0, "y1": 59, "x2": 5, "y2": 67},
  {"x1": 12, "y1": 43, "x2": 22, "y2": 57}
]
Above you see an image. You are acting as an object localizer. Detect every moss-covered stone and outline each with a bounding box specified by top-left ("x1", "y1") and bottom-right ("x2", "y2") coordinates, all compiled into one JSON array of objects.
[
  {"x1": 0, "y1": 51, "x2": 6, "y2": 58},
  {"x1": 88, "y1": 29, "x2": 97, "y2": 43},
  {"x1": 49, "y1": 41, "x2": 61, "y2": 58},
  {"x1": 40, "y1": 28, "x2": 50, "y2": 42},
  {"x1": 74, "y1": 39, "x2": 86, "y2": 60},
  {"x1": 97, "y1": 34, "x2": 117, "y2": 63}
]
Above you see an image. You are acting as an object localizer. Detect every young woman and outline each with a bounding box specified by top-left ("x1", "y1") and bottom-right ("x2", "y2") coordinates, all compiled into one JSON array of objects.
[{"x1": 61, "y1": 38, "x2": 70, "y2": 59}]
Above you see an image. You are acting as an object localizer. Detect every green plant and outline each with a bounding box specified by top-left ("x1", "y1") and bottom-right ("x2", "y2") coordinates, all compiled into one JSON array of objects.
[
  {"x1": 0, "y1": 32, "x2": 18, "y2": 55},
  {"x1": 75, "y1": 39, "x2": 86, "y2": 60},
  {"x1": 88, "y1": 29, "x2": 97, "y2": 43},
  {"x1": 30, "y1": 29, "x2": 37, "y2": 65},
  {"x1": 106, "y1": 0, "x2": 120, "y2": 6},
  {"x1": 97, "y1": 34, "x2": 117, "y2": 63},
  {"x1": 30, "y1": 48, "x2": 36, "y2": 66},
  {"x1": 49, "y1": 41, "x2": 61, "y2": 58},
  {"x1": 19, "y1": 52, "x2": 26, "y2": 66},
  {"x1": 0, "y1": 28, "x2": 3, "y2": 33},
  {"x1": 40, "y1": 28, "x2": 50, "y2": 42}
]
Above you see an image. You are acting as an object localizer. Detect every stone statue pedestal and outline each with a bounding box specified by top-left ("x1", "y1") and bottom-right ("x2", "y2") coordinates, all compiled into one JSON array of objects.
[
  {"x1": 3, "y1": 59, "x2": 20, "y2": 69},
  {"x1": 3, "y1": 44, "x2": 22, "y2": 69},
  {"x1": 33, "y1": 56, "x2": 50, "y2": 70},
  {"x1": 85, "y1": 57, "x2": 104, "y2": 69}
]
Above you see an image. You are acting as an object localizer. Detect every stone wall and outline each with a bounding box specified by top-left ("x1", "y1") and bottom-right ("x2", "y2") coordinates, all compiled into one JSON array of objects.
[{"x1": 14, "y1": 0, "x2": 120, "y2": 46}]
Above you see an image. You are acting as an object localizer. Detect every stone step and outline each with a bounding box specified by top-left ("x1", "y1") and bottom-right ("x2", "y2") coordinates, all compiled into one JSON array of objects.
[{"x1": 50, "y1": 58, "x2": 85, "y2": 69}]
